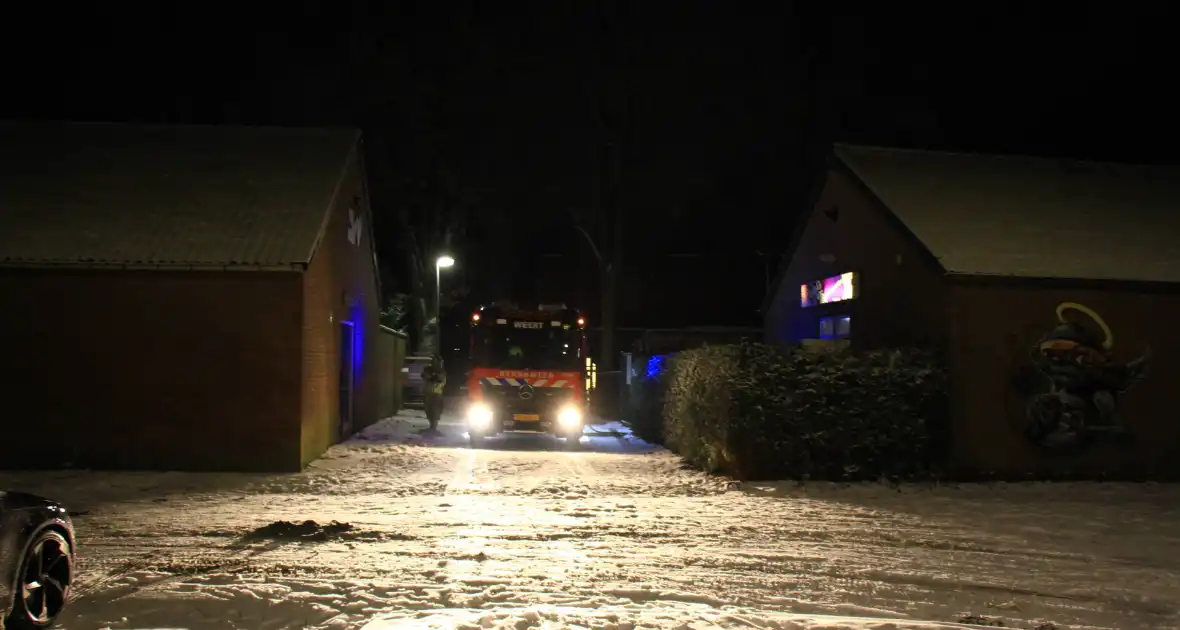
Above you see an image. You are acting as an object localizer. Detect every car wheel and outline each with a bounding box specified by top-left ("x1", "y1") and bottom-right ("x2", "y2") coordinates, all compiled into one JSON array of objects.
[
  {"x1": 7, "y1": 529, "x2": 73, "y2": 629},
  {"x1": 468, "y1": 432, "x2": 482, "y2": 448}
]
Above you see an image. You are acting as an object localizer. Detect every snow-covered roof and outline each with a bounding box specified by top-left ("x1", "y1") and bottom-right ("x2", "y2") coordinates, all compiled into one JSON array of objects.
[
  {"x1": 834, "y1": 144, "x2": 1180, "y2": 283},
  {"x1": 0, "y1": 121, "x2": 360, "y2": 270}
]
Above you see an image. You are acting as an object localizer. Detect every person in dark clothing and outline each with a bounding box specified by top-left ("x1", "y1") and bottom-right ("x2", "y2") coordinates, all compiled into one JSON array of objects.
[{"x1": 422, "y1": 357, "x2": 447, "y2": 431}]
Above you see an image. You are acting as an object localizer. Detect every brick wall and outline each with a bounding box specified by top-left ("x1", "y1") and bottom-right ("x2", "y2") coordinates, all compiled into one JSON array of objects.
[
  {"x1": 299, "y1": 144, "x2": 391, "y2": 465},
  {"x1": 0, "y1": 269, "x2": 304, "y2": 472},
  {"x1": 949, "y1": 281, "x2": 1180, "y2": 480},
  {"x1": 374, "y1": 328, "x2": 407, "y2": 420}
]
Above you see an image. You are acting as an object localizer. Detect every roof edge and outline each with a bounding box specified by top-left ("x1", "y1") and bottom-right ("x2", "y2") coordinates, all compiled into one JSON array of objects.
[
  {"x1": 832, "y1": 142, "x2": 1170, "y2": 170},
  {"x1": 0, "y1": 261, "x2": 305, "y2": 272},
  {"x1": 304, "y1": 131, "x2": 364, "y2": 265},
  {"x1": 356, "y1": 137, "x2": 387, "y2": 304},
  {"x1": 831, "y1": 150, "x2": 949, "y2": 275},
  {"x1": 0, "y1": 119, "x2": 363, "y2": 137},
  {"x1": 946, "y1": 271, "x2": 1180, "y2": 292},
  {"x1": 760, "y1": 151, "x2": 836, "y2": 315}
]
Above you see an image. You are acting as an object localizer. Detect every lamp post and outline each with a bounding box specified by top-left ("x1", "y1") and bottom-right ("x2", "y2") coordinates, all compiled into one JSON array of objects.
[{"x1": 435, "y1": 255, "x2": 455, "y2": 356}]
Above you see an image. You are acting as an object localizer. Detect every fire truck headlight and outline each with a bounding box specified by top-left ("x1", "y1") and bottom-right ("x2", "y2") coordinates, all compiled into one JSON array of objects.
[
  {"x1": 467, "y1": 403, "x2": 494, "y2": 428},
  {"x1": 557, "y1": 405, "x2": 582, "y2": 428}
]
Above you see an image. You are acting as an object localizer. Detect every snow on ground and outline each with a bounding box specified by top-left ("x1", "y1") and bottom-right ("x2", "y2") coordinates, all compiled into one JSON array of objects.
[{"x1": 2, "y1": 404, "x2": 1180, "y2": 630}]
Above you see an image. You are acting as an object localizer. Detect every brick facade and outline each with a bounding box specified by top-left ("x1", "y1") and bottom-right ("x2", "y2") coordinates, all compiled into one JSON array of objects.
[
  {"x1": 0, "y1": 141, "x2": 394, "y2": 473},
  {"x1": 298, "y1": 148, "x2": 388, "y2": 466},
  {"x1": 767, "y1": 160, "x2": 1180, "y2": 480},
  {"x1": 0, "y1": 269, "x2": 303, "y2": 471}
]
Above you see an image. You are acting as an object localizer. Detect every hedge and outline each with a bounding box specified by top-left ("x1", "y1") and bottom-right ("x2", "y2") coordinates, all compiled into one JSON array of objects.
[
  {"x1": 627, "y1": 343, "x2": 950, "y2": 481},
  {"x1": 623, "y1": 354, "x2": 670, "y2": 444}
]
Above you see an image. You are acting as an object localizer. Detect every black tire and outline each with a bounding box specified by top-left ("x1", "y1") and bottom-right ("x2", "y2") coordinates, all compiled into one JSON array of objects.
[
  {"x1": 468, "y1": 432, "x2": 482, "y2": 448},
  {"x1": 7, "y1": 529, "x2": 73, "y2": 629}
]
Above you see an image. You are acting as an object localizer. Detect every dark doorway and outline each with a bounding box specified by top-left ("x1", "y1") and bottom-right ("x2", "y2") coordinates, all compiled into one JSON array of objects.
[{"x1": 338, "y1": 321, "x2": 355, "y2": 439}]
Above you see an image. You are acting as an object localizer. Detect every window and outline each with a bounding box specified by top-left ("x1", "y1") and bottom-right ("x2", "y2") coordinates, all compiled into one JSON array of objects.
[
  {"x1": 819, "y1": 315, "x2": 851, "y2": 340},
  {"x1": 472, "y1": 325, "x2": 583, "y2": 371},
  {"x1": 800, "y1": 271, "x2": 857, "y2": 308}
]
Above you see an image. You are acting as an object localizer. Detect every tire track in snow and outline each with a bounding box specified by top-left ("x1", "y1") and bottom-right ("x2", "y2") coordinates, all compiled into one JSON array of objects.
[
  {"x1": 556, "y1": 452, "x2": 586, "y2": 495},
  {"x1": 70, "y1": 538, "x2": 285, "y2": 604},
  {"x1": 568, "y1": 451, "x2": 597, "y2": 480},
  {"x1": 444, "y1": 446, "x2": 478, "y2": 496},
  {"x1": 70, "y1": 551, "x2": 157, "y2": 601},
  {"x1": 520, "y1": 461, "x2": 549, "y2": 495}
]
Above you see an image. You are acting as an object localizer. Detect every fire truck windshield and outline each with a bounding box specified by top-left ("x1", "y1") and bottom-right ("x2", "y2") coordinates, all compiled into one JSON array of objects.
[{"x1": 474, "y1": 325, "x2": 581, "y2": 371}]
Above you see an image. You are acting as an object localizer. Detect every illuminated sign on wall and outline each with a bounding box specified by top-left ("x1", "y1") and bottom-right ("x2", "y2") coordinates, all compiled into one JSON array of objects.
[
  {"x1": 800, "y1": 271, "x2": 856, "y2": 308},
  {"x1": 347, "y1": 208, "x2": 364, "y2": 246}
]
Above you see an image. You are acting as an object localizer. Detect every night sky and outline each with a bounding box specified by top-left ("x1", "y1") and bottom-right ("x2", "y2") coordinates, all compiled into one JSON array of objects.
[{"x1": 4, "y1": 2, "x2": 1173, "y2": 330}]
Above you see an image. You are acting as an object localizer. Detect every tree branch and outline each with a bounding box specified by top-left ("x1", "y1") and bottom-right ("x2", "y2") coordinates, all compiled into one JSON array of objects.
[{"x1": 570, "y1": 209, "x2": 603, "y2": 264}]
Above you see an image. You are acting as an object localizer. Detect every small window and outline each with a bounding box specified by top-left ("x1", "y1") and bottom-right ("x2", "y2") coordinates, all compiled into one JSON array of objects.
[{"x1": 818, "y1": 315, "x2": 851, "y2": 340}]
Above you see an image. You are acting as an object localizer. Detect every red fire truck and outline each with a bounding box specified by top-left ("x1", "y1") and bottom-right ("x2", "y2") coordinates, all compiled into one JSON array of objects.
[{"x1": 464, "y1": 301, "x2": 589, "y2": 447}]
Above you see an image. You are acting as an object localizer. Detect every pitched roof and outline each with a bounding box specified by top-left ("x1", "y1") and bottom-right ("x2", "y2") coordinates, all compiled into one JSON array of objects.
[
  {"x1": 834, "y1": 144, "x2": 1180, "y2": 283},
  {"x1": 0, "y1": 121, "x2": 360, "y2": 270}
]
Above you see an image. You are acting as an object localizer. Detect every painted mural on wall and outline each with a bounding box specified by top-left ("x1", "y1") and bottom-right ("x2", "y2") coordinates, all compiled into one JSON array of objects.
[{"x1": 1020, "y1": 302, "x2": 1150, "y2": 450}]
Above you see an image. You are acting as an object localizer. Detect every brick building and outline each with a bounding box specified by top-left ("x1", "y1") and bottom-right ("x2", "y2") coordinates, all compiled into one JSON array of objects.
[
  {"x1": 765, "y1": 144, "x2": 1180, "y2": 479},
  {"x1": 0, "y1": 121, "x2": 400, "y2": 472}
]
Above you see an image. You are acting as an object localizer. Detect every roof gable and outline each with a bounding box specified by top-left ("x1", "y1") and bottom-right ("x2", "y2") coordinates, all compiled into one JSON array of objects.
[
  {"x1": 834, "y1": 144, "x2": 1180, "y2": 283},
  {"x1": 0, "y1": 121, "x2": 360, "y2": 269}
]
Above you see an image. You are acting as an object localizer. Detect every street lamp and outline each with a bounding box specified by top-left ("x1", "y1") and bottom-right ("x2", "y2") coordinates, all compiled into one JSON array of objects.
[{"x1": 435, "y1": 255, "x2": 455, "y2": 355}]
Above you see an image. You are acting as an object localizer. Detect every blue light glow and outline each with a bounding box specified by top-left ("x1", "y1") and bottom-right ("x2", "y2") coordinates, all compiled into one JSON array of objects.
[
  {"x1": 645, "y1": 355, "x2": 666, "y2": 379},
  {"x1": 346, "y1": 301, "x2": 365, "y2": 381}
]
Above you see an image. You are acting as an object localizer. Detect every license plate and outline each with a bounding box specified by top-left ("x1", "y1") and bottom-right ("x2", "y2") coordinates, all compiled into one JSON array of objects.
[{"x1": 513, "y1": 413, "x2": 540, "y2": 421}]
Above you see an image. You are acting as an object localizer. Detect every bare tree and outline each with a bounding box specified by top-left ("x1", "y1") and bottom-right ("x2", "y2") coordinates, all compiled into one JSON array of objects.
[
  {"x1": 360, "y1": 1, "x2": 491, "y2": 354},
  {"x1": 573, "y1": 0, "x2": 637, "y2": 373},
  {"x1": 389, "y1": 160, "x2": 467, "y2": 354},
  {"x1": 380, "y1": 292, "x2": 413, "y2": 333}
]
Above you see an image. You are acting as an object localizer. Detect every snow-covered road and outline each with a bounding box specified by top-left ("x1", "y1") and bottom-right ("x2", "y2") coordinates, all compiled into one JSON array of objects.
[{"x1": 3, "y1": 408, "x2": 1180, "y2": 630}]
